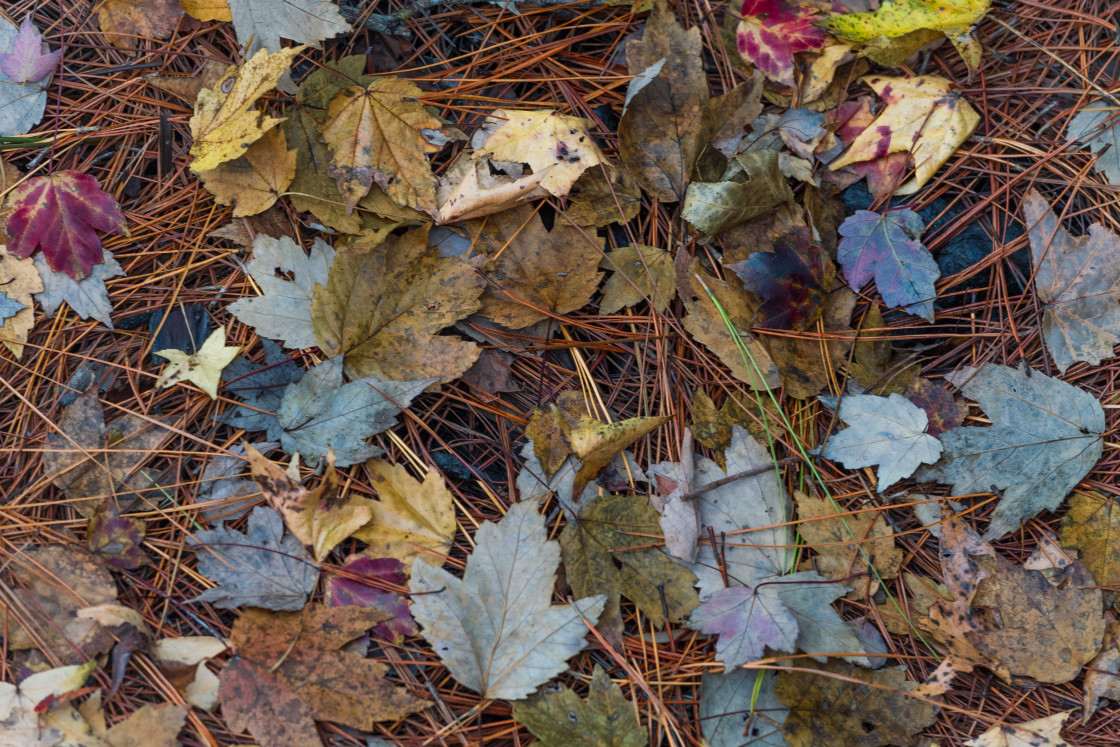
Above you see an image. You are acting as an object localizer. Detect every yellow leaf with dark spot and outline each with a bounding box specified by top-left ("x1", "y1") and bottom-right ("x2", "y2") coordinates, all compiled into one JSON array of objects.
[
  {"x1": 154, "y1": 325, "x2": 240, "y2": 400},
  {"x1": 561, "y1": 413, "x2": 669, "y2": 497}
]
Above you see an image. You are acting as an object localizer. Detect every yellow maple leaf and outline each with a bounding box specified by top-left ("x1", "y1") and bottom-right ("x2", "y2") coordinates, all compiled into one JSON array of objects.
[
  {"x1": 350, "y1": 459, "x2": 457, "y2": 566},
  {"x1": 828, "y1": 75, "x2": 979, "y2": 195},
  {"x1": 189, "y1": 46, "x2": 305, "y2": 173},
  {"x1": 199, "y1": 127, "x2": 296, "y2": 217},
  {"x1": 154, "y1": 325, "x2": 240, "y2": 399}
]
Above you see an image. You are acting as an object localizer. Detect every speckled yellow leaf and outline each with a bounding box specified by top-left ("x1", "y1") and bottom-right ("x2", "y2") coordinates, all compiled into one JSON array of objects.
[{"x1": 199, "y1": 127, "x2": 296, "y2": 217}]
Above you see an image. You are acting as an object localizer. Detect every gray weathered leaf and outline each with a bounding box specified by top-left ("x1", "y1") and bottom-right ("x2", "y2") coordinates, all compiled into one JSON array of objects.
[
  {"x1": 34, "y1": 251, "x2": 125, "y2": 328},
  {"x1": 227, "y1": 0, "x2": 350, "y2": 55},
  {"x1": 700, "y1": 668, "x2": 789, "y2": 747},
  {"x1": 409, "y1": 500, "x2": 605, "y2": 700},
  {"x1": 1069, "y1": 101, "x2": 1120, "y2": 186},
  {"x1": 190, "y1": 506, "x2": 319, "y2": 610},
  {"x1": 228, "y1": 235, "x2": 335, "y2": 349},
  {"x1": 221, "y1": 338, "x2": 304, "y2": 439},
  {"x1": 0, "y1": 16, "x2": 49, "y2": 137},
  {"x1": 277, "y1": 356, "x2": 432, "y2": 467},
  {"x1": 1024, "y1": 188, "x2": 1120, "y2": 372},
  {"x1": 921, "y1": 364, "x2": 1104, "y2": 541},
  {"x1": 818, "y1": 393, "x2": 942, "y2": 490}
]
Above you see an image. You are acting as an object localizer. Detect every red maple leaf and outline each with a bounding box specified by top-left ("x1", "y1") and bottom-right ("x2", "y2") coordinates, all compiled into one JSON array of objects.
[
  {"x1": 5, "y1": 171, "x2": 128, "y2": 280},
  {"x1": 737, "y1": 0, "x2": 828, "y2": 87}
]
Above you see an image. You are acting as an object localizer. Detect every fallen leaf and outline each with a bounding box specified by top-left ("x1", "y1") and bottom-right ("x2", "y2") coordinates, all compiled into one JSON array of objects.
[
  {"x1": 729, "y1": 226, "x2": 830, "y2": 330},
  {"x1": 275, "y1": 356, "x2": 432, "y2": 467},
  {"x1": 690, "y1": 389, "x2": 769, "y2": 469},
  {"x1": 736, "y1": 0, "x2": 827, "y2": 86},
  {"x1": 0, "y1": 662, "x2": 96, "y2": 745},
  {"x1": 325, "y1": 556, "x2": 416, "y2": 642},
  {"x1": 689, "y1": 584, "x2": 799, "y2": 667},
  {"x1": 682, "y1": 150, "x2": 794, "y2": 236},
  {"x1": 920, "y1": 364, "x2": 1104, "y2": 541},
  {"x1": 801, "y1": 40, "x2": 858, "y2": 105},
  {"x1": 5, "y1": 171, "x2": 128, "y2": 280},
  {"x1": 795, "y1": 490, "x2": 903, "y2": 596},
  {"x1": 180, "y1": 0, "x2": 231, "y2": 21},
  {"x1": 829, "y1": 75, "x2": 980, "y2": 196},
  {"x1": 228, "y1": 234, "x2": 335, "y2": 350},
  {"x1": 1083, "y1": 623, "x2": 1120, "y2": 723},
  {"x1": 226, "y1": 0, "x2": 348, "y2": 54},
  {"x1": 0, "y1": 291, "x2": 23, "y2": 320},
  {"x1": 967, "y1": 559, "x2": 1103, "y2": 683},
  {"x1": 525, "y1": 404, "x2": 576, "y2": 477},
  {"x1": 0, "y1": 544, "x2": 118, "y2": 663},
  {"x1": 618, "y1": 2, "x2": 708, "y2": 202},
  {"x1": 562, "y1": 413, "x2": 669, "y2": 498},
  {"x1": 320, "y1": 76, "x2": 442, "y2": 214},
  {"x1": 904, "y1": 377, "x2": 967, "y2": 435},
  {"x1": 964, "y1": 711, "x2": 1073, "y2": 747},
  {"x1": 199, "y1": 127, "x2": 296, "y2": 217},
  {"x1": 564, "y1": 164, "x2": 642, "y2": 227},
  {"x1": 350, "y1": 458, "x2": 457, "y2": 567},
  {"x1": 42, "y1": 387, "x2": 174, "y2": 517},
  {"x1": 0, "y1": 249, "x2": 41, "y2": 358},
  {"x1": 818, "y1": 393, "x2": 942, "y2": 490},
  {"x1": 0, "y1": 15, "x2": 60, "y2": 84},
  {"x1": 768, "y1": 285, "x2": 857, "y2": 399},
  {"x1": 220, "y1": 338, "x2": 304, "y2": 439},
  {"x1": 190, "y1": 505, "x2": 319, "y2": 610},
  {"x1": 155, "y1": 325, "x2": 241, "y2": 400},
  {"x1": 88, "y1": 504, "x2": 147, "y2": 569},
  {"x1": 700, "y1": 668, "x2": 788, "y2": 747},
  {"x1": 647, "y1": 430, "x2": 701, "y2": 561},
  {"x1": 821, "y1": 0, "x2": 990, "y2": 70},
  {"x1": 410, "y1": 500, "x2": 606, "y2": 700},
  {"x1": 599, "y1": 244, "x2": 675, "y2": 314},
  {"x1": 461, "y1": 349, "x2": 520, "y2": 400},
  {"x1": 34, "y1": 250, "x2": 124, "y2": 328},
  {"x1": 1068, "y1": 100, "x2": 1120, "y2": 186},
  {"x1": 152, "y1": 636, "x2": 226, "y2": 710},
  {"x1": 776, "y1": 661, "x2": 938, "y2": 746},
  {"x1": 219, "y1": 605, "x2": 426, "y2": 747},
  {"x1": 836, "y1": 208, "x2": 938, "y2": 320},
  {"x1": 1024, "y1": 188, "x2": 1120, "y2": 372},
  {"x1": 514, "y1": 665, "x2": 648, "y2": 747},
  {"x1": 435, "y1": 148, "x2": 550, "y2": 223},
  {"x1": 247, "y1": 446, "x2": 371, "y2": 562},
  {"x1": 1060, "y1": 491, "x2": 1120, "y2": 589},
  {"x1": 706, "y1": 75, "x2": 766, "y2": 157},
  {"x1": 0, "y1": 16, "x2": 53, "y2": 137},
  {"x1": 311, "y1": 225, "x2": 483, "y2": 383},
  {"x1": 845, "y1": 305, "x2": 921, "y2": 394},
  {"x1": 471, "y1": 204, "x2": 605, "y2": 329},
  {"x1": 560, "y1": 491, "x2": 699, "y2": 627},
  {"x1": 146, "y1": 60, "x2": 228, "y2": 103},
  {"x1": 189, "y1": 46, "x2": 305, "y2": 173},
  {"x1": 96, "y1": 0, "x2": 181, "y2": 48}
]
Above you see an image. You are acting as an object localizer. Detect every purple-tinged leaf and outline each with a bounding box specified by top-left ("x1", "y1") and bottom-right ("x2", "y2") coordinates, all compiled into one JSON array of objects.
[
  {"x1": 0, "y1": 16, "x2": 60, "y2": 85},
  {"x1": 729, "y1": 227, "x2": 828, "y2": 331},
  {"x1": 326, "y1": 556, "x2": 416, "y2": 643},
  {"x1": 689, "y1": 584, "x2": 798, "y2": 668},
  {"x1": 836, "y1": 209, "x2": 939, "y2": 321},
  {"x1": 88, "y1": 504, "x2": 147, "y2": 570}
]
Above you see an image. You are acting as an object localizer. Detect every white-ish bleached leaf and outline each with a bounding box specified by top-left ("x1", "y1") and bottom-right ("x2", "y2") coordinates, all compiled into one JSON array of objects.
[
  {"x1": 190, "y1": 506, "x2": 319, "y2": 611},
  {"x1": 0, "y1": 16, "x2": 49, "y2": 137},
  {"x1": 228, "y1": 235, "x2": 334, "y2": 349},
  {"x1": 818, "y1": 393, "x2": 942, "y2": 490},
  {"x1": 1069, "y1": 101, "x2": 1120, "y2": 186},
  {"x1": 700, "y1": 668, "x2": 789, "y2": 747},
  {"x1": 921, "y1": 364, "x2": 1104, "y2": 541},
  {"x1": 409, "y1": 500, "x2": 605, "y2": 700},
  {"x1": 34, "y1": 251, "x2": 125, "y2": 328},
  {"x1": 227, "y1": 0, "x2": 350, "y2": 55},
  {"x1": 0, "y1": 661, "x2": 96, "y2": 746},
  {"x1": 276, "y1": 356, "x2": 432, "y2": 467}
]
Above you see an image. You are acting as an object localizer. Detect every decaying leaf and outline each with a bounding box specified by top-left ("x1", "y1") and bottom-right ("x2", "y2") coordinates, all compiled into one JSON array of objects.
[
  {"x1": 34, "y1": 250, "x2": 125, "y2": 328},
  {"x1": 905, "y1": 376, "x2": 968, "y2": 435},
  {"x1": 471, "y1": 204, "x2": 605, "y2": 329},
  {"x1": 410, "y1": 500, "x2": 606, "y2": 700},
  {"x1": 311, "y1": 225, "x2": 483, "y2": 383},
  {"x1": 88, "y1": 503, "x2": 147, "y2": 570},
  {"x1": 599, "y1": 244, "x2": 675, "y2": 314},
  {"x1": 0, "y1": 662, "x2": 97, "y2": 745},
  {"x1": 514, "y1": 665, "x2": 648, "y2": 747},
  {"x1": 818, "y1": 393, "x2": 942, "y2": 490},
  {"x1": 1083, "y1": 623, "x2": 1120, "y2": 723},
  {"x1": 729, "y1": 226, "x2": 830, "y2": 330},
  {"x1": 562, "y1": 412, "x2": 669, "y2": 498},
  {"x1": 199, "y1": 127, "x2": 296, "y2": 217},
  {"x1": 325, "y1": 556, "x2": 416, "y2": 642},
  {"x1": 564, "y1": 165, "x2": 642, "y2": 227},
  {"x1": 155, "y1": 325, "x2": 241, "y2": 400},
  {"x1": 964, "y1": 711, "x2": 1073, "y2": 747},
  {"x1": 682, "y1": 150, "x2": 794, "y2": 236},
  {"x1": 1023, "y1": 188, "x2": 1120, "y2": 372},
  {"x1": 825, "y1": 96, "x2": 909, "y2": 196},
  {"x1": 700, "y1": 668, "x2": 788, "y2": 747},
  {"x1": 0, "y1": 248, "x2": 41, "y2": 358},
  {"x1": 180, "y1": 0, "x2": 231, "y2": 21},
  {"x1": 776, "y1": 661, "x2": 938, "y2": 747},
  {"x1": 219, "y1": 604, "x2": 426, "y2": 747},
  {"x1": 836, "y1": 208, "x2": 938, "y2": 320},
  {"x1": 736, "y1": 0, "x2": 827, "y2": 86},
  {"x1": 320, "y1": 76, "x2": 442, "y2": 214},
  {"x1": 189, "y1": 46, "x2": 305, "y2": 173},
  {"x1": 96, "y1": 0, "x2": 181, "y2": 48},
  {"x1": 829, "y1": 75, "x2": 980, "y2": 196},
  {"x1": 920, "y1": 364, "x2": 1104, "y2": 541},
  {"x1": 350, "y1": 459, "x2": 457, "y2": 567},
  {"x1": 190, "y1": 505, "x2": 319, "y2": 610},
  {"x1": 768, "y1": 284, "x2": 857, "y2": 399},
  {"x1": 226, "y1": 0, "x2": 349, "y2": 54},
  {"x1": 1060, "y1": 491, "x2": 1120, "y2": 589},
  {"x1": 795, "y1": 490, "x2": 903, "y2": 594}
]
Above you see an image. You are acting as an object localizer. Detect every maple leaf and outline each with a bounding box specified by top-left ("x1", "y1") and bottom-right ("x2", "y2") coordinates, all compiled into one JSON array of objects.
[
  {"x1": 700, "y1": 669, "x2": 788, "y2": 747},
  {"x1": 689, "y1": 584, "x2": 799, "y2": 667},
  {"x1": 155, "y1": 325, "x2": 241, "y2": 400},
  {"x1": 189, "y1": 46, "x2": 305, "y2": 173},
  {"x1": 320, "y1": 76, "x2": 443, "y2": 214},
  {"x1": 34, "y1": 250, "x2": 125, "y2": 328},
  {"x1": 736, "y1": 0, "x2": 828, "y2": 87},
  {"x1": 436, "y1": 148, "x2": 551, "y2": 223},
  {"x1": 190, "y1": 506, "x2": 319, "y2": 610},
  {"x1": 410, "y1": 500, "x2": 606, "y2": 700},
  {"x1": 817, "y1": 393, "x2": 942, "y2": 490},
  {"x1": 1023, "y1": 189, "x2": 1120, "y2": 372},
  {"x1": 728, "y1": 227, "x2": 830, "y2": 330},
  {"x1": 226, "y1": 0, "x2": 349, "y2": 54},
  {"x1": 326, "y1": 556, "x2": 417, "y2": 642},
  {"x1": 228, "y1": 234, "x2": 335, "y2": 350},
  {"x1": 5, "y1": 171, "x2": 128, "y2": 280},
  {"x1": 310, "y1": 225, "x2": 483, "y2": 383},
  {"x1": 0, "y1": 16, "x2": 60, "y2": 84},
  {"x1": 825, "y1": 97, "x2": 909, "y2": 197},
  {"x1": 199, "y1": 127, "x2": 296, "y2": 217},
  {"x1": 349, "y1": 458, "x2": 457, "y2": 566},
  {"x1": 96, "y1": 0, "x2": 180, "y2": 49},
  {"x1": 920, "y1": 364, "x2": 1104, "y2": 541},
  {"x1": 470, "y1": 203, "x2": 605, "y2": 329},
  {"x1": 829, "y1": 76, "x2": 980, "y2": 196},
  {"x1": 0, "y1": 662, "x2": 96, "y2": 745},
  {"x1": 836, "y1": 208, "x2": 938, "y2": 320},
  {"x1": 219, "y1": 605, "x2": 426, "y2": 747},
  {"x1": 275, "y1": 357, "x2": 432, "y2": 467},
  {"x1": 1068, "y1": 100, "x2": 1120, "y2": 186},
  {"x1": 246, "y1": 446, "x2": 372, "y2": 562},
  {"x1": 0, "y1": 16, "x2": 52, "y2": 137},
  {"x1": 821, "y1": 0, "x2": 990, "y2": 70},
  {"x1": 220, "y1": 339, "x2": 304, "y2": 438},
  {"x1": 1060, "y1": 491, "x2": 1120, "y2": 590},
  {"x1": 514, "y1": 665, "x2": 648, "y2": 747},
  {"x1": 964, "y1": 711, "x2": 1073, "y2": 747}
]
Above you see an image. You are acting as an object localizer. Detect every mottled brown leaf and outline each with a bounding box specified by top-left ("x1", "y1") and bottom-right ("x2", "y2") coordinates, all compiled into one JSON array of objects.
[
  {"x1": 1061, "y1": 491, "x2": 1120, "y2": 591},
  {"x1": 599, "y1": 244, "x2": 675, "y2": 314}
]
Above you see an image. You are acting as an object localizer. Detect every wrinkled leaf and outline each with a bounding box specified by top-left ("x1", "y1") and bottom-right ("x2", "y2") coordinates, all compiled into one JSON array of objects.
[
  {"x1": 88, "y1": 504, "x2": 147, "y2": 570},
  {"x1": 683, "y1": 150, "x2": 794, "y2": 236},
  {"x1": 514, "y1": 665, "x2": 648, "y2": 747},
  {"x1": 836, "y1": 209, "x2": 938, "y2": 320}
]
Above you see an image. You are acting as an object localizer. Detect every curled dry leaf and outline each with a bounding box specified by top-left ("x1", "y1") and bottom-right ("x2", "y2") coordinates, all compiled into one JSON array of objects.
[{"x1": 152, "y1": 635, "x2": 226, "y2": 711}]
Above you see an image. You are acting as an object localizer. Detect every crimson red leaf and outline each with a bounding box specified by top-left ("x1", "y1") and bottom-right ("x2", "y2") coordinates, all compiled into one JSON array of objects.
[
  {"x1": 326, "y1": 556, "x2": 416, "y2": 643},
  {"x1": 836, "y1": 209, "x2": 938, "y2": 321},
  {"x1": 5, "y1": 171, "x2": 128, "y2": 280},
  {"x1": 729, "y1": 228, "x2": 828, "y2": 331},
  {"x1": 736, "y1": 0, "x2": 827, "y2": 87}
]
